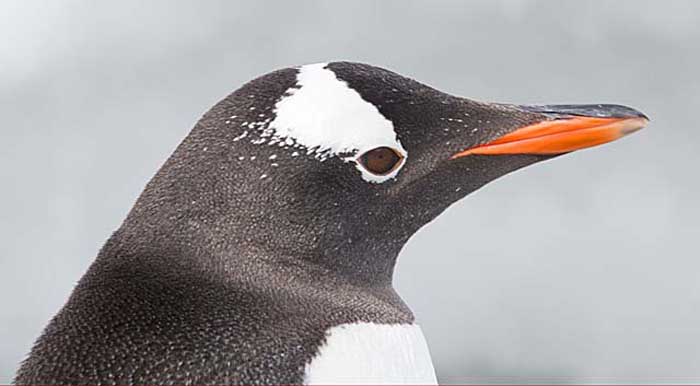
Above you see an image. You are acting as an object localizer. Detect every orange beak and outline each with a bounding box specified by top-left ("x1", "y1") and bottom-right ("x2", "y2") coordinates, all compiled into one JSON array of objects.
[{"x1": 452, "y1": 106, "x2": 648, "y2": 158}]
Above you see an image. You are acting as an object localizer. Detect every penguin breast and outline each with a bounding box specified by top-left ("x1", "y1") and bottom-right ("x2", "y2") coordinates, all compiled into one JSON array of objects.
[{"x1": 304, "y1": 322, "x2": 437, "y2": 384}]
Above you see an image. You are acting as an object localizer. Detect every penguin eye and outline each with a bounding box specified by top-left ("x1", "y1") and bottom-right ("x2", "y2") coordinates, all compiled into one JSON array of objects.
[{"x1": 358, "y1": 147, "x2": 404, "y2": 175}]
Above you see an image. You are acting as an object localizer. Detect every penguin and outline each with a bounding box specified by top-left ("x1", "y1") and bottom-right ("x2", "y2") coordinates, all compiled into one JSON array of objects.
[{"x1": 15, "y1": 62, "x2": 647, "y2": 384}]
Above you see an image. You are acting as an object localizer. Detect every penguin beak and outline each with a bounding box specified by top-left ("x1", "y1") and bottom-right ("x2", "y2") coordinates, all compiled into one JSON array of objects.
[{"x1": 451, "y1": 104, "x2": 648, "y2": 158}]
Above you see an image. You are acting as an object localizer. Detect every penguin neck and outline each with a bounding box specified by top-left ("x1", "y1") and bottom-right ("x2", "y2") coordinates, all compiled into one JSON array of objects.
[
  {"x1": 116, "y1": 192, "x2": 406, "y2": 288},
  {"x1": 120, "y1": 228, "x2": 402, "y2": 288},
  {"x1": 103, "y1": 222, "x2": 406, "y2": 306}
]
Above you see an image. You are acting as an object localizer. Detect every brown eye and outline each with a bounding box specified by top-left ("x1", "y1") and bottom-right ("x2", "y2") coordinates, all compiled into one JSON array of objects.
[{"x1": 358, "y1": 147, "x2": 404, "y2": 175}]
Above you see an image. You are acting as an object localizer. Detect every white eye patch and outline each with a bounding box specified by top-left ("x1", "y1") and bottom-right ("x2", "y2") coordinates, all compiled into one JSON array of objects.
[{"x1": 267, "y1": 63, "x2": 407, "y2": 183}]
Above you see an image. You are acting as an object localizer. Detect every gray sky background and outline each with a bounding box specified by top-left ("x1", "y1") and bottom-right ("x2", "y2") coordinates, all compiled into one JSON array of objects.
[{"x1": 1, "y1": 0, "x2": 699, "y2": 383}]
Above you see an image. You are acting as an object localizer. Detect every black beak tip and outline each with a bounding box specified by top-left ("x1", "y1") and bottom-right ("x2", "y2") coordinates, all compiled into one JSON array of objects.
[{"x1": 522, "y1": 104, "x2": 649, "y2": 121}]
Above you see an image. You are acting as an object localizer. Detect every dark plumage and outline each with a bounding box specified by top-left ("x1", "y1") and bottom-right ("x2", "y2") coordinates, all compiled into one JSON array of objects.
[{"x1": 15, "y1": 62, "x2": 645, "y2": 384}]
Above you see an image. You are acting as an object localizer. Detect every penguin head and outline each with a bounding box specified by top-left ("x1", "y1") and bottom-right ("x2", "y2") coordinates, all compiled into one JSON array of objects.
[{"x1": 125, "y1": 62, "x2": 646, "y2": 285}]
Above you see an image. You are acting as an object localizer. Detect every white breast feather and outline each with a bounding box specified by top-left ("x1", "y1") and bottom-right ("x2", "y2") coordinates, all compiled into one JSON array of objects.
[{"x1": 304, "y1": 323, "x2": 437, "y2": 385}]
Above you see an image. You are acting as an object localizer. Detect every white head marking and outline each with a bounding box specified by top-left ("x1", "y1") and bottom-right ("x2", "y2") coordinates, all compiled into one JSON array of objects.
[{"x1": 267, "y1": 63, "x2": 407, "y2": 183}]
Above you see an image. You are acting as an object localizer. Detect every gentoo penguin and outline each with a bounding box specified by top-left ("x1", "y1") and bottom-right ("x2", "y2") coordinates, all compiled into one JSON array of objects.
[{"x1": 15, "y1": 62, "x2": 647, "y2": 384}]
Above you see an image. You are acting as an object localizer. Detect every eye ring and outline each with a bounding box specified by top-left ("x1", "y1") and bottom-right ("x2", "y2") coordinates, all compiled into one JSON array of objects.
[{"x1": 357, "y1": 146, "x2": 405, "y2": 176}]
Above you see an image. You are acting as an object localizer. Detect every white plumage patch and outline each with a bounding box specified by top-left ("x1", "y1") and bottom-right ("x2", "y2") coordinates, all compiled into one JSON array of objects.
[
  {"x1": 304, "y1": 323, "x2": 437, "y2": 385},
  {"x1": 268, "y1": 63, "x2": 407, "y2": 183}
]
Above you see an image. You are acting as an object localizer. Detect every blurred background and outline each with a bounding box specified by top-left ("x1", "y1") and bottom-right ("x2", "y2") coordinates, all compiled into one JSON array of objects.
[{"x1": 1, "y1": 0, "x2": 699, "y2": 383}]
